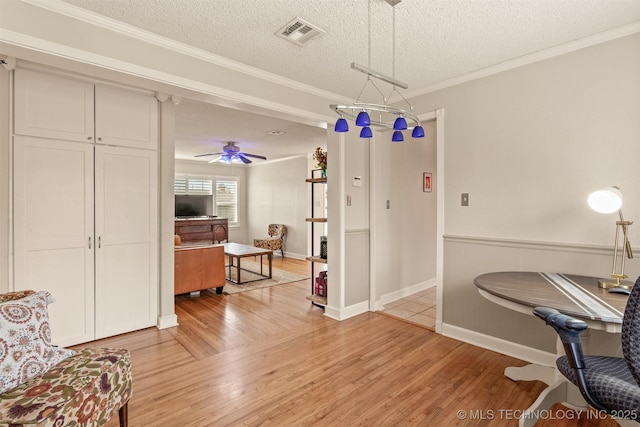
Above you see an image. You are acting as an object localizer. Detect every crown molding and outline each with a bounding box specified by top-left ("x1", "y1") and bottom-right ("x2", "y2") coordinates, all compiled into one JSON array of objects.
[
  {"x1": 20, "y1": 0, "x2": 352, "y2": 105},
  {"x1": 15, "y1": 1, "x2": 640, "y2": 108},
  {"x1": 0, "y1": 28, "x2": 336, "y2": 126},
  {"x1": 400, "y1": 21, "x2": 640, "y2": 101}
]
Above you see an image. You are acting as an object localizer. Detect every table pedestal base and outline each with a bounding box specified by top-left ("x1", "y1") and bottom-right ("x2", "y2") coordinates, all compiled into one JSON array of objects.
[{"x1": 505, "y1": 364, "x2": 587, "y2": 427}]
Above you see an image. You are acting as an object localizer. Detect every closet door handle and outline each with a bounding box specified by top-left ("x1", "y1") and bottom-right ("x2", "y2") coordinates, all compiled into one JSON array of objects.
[
  {"x1": 98, "y1": 236, "x2": 101, "y2": 248},
  {"x1": 88, "y1": 236, "x2": 91, "y2": 249}
]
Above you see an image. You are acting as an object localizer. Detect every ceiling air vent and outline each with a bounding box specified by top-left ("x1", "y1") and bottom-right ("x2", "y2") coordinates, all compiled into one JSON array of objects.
[{"x1": 276, "y1": 17, "x2": 326, "y2": 46}]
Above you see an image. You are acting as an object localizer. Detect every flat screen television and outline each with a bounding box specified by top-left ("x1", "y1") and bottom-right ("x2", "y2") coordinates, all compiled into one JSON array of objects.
[{"x1": 175, "y1": 195, "x2": 214, "y2": 218}]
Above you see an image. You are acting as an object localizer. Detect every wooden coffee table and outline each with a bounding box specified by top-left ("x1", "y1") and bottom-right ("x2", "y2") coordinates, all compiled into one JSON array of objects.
[{"x1": 223, "y1": 243, "x2": 273, "y2": 284}]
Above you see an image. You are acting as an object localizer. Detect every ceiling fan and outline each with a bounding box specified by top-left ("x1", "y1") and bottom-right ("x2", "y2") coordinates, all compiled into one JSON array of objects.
[{"x1": 194, "y1": 142, "x2": 267, "y2": 164}]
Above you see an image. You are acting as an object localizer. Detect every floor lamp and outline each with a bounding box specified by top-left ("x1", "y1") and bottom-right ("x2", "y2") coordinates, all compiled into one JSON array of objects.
[{"x1": 588, "y1": 186, "x2": 634, "y2": 289}]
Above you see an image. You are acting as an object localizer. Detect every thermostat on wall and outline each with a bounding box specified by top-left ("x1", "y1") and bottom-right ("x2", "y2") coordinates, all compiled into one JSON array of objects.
[{"x1": 352, "y1": 176, "x2": 362, "y2": 187}]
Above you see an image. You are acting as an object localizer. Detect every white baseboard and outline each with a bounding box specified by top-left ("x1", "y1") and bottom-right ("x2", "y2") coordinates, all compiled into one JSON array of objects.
[
  {"x1": 441, "y1": 322, "x2": 557, "y2": 367},
  {"x1": 157, "y1": 314, "x2": 179, "y2": 329},
  {"x1": 374, "y1": 278, "x2": 437, "y2": 311},
  {"x1": 283, "y1": 251, "x2": 306, "y2": 261},
  {"x1": 324, "y1": 300, "x2": 369, "y2": 321}
]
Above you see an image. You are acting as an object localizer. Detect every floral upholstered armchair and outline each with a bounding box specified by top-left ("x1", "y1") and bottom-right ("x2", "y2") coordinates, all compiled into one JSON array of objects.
[
  {"x1": 0, "y1": 290, "x2": 132, "y2": 427},
  {"x1": 254, "y1": 224, "x2": 287, "y2": 257}
]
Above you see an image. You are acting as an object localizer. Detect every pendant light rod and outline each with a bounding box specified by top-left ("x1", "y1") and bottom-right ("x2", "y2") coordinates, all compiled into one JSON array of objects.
[
  {"x1": 351, "y1": 62, "x2": 408, "y2": 90},
  {"x1": 330, "y1": 0, "x2": 426, "y2": 141}
]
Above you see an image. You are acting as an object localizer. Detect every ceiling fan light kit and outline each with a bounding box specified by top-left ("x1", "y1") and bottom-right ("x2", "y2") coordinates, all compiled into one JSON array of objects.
[
  {"x1": 330, "y1": 0, "x2": 425, "y2": 142},
  {"x1": 195, "y1": 142, "x2": 267, "y2": 165}
]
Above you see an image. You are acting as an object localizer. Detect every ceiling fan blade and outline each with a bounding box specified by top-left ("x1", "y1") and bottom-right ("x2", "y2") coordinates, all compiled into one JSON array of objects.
[
  {"x1": 237, "y1": 154, "x2": 252, "y2": 164},
  {"x1": 194, "y1": 152, "x2": 223, "y2": 157},
  {"x1": 240, "y1": 153, "x2": 267, "y2": 160},
  {"x1": 207, "y1": 156, "x2": 222, "y2": 163}
]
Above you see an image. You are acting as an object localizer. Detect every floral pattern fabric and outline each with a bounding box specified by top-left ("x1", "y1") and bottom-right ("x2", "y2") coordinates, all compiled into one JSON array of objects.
[
  {"x1": 0, "y1": 347, "x2": 132, "y2": 427},
  {"x1": 0, "y1": 291, "x2": 76, "y2": 394},
  {"x1": 0, "y1": 291, "x2": 35, "y2": 304},
  {"x1": 254, "y1": 224, "x2": 286, "y2": 255}
]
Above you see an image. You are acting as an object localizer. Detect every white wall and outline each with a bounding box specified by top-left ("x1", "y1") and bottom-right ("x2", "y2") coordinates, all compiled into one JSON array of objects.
[
  {"x1": 344, "y1": 133, "x2": 370, "y2": 307},
  {"x1": 415, "y1": 34, "x2": 640, "y2": 247},
  {"x1": 373, "y1": 122, "x2": 438, "y2": 304},
  {"x1": 325, "y1": 128, "x2": 372, "y2": 319},
  {"x1": 174, "y1": 160, "x2": 248, "y2": 243},
  {"x1": 408, "y1": 32, "x2": 640, "y2": 353},
  {"x1": 246, "y1": 156, "x2": 308, "y2": 258}
]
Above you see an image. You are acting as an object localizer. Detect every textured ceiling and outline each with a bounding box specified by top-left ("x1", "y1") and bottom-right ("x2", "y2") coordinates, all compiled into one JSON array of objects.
[{"x1": 57, "y1": 0, "x2": 640, "y2": 162}]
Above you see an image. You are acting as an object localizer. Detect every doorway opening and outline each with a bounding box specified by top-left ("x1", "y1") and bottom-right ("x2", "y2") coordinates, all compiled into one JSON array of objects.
[{"x1": 371, "y1": 109, "x2": 444, "y2": 332}]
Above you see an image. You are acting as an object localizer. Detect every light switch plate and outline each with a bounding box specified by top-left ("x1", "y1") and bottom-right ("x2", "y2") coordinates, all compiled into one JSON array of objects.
[{"x1": 461, "y1": 193, "x2": 469, "y2": 206}]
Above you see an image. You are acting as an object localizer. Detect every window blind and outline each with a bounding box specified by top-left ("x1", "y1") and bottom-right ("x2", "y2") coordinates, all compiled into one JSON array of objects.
[
  {"x1": 174, "y1": 178, "x2": 188, "y2": 195},
  {"x1": 215, "y1": 180, "x2": 238, "y2": 222},
  {"x1": 174, "y1": 177, "x2": 212, "y2": 195}
]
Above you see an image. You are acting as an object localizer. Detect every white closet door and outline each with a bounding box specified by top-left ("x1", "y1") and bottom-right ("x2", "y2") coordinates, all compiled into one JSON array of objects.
[
  {"x1": 94, "y1": 146, "x2": 158, "y2": 339},
  {"x1": 13, "y1": 136, "x2": 95, "y2": 346},
  {"x1": 14, "y1": 69, "x2": 95, "y2": 143},
  {"x1": 95, "y1": 85, "x2": 158, "y2": 149}
]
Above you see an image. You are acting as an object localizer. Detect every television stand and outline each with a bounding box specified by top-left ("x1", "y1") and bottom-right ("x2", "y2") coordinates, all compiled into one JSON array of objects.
[{"x1": 175, "y1": 217, "x2": 228, "y2": 244}]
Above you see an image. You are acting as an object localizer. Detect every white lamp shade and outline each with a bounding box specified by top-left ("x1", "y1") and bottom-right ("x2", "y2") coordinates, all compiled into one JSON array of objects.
[{"x1": 588, "y1": 188, "x2": 623, "y2": 214}]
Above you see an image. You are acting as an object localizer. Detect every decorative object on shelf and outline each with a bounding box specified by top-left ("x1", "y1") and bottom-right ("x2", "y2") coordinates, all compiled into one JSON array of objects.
[
  {"x1": 195, "y1": 141, "x2": 266, "y2": 164},
  {"x1": 315, "y1": 271, "x2": 328, "y2": 298},
  {"x1": 587, "y1": 186, "x2": 634, "y2": 289},
  {"x1": 313, "y1": 147, "x2": 327, "y2": 177},
  {"x1": 423, "y1": 172, "x2": 432, "y2": 193},
  {"x1": 329, "y1": 0, "x2": 425, "y2": 142},
  {"x1": 320, "y1": 236, "x2": 327, "y2": 259}
]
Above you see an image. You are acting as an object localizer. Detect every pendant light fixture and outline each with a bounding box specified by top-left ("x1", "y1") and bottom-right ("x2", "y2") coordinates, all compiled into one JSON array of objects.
[{"x1": 330, "y1": 0, "x2": 424, "y2": 142}]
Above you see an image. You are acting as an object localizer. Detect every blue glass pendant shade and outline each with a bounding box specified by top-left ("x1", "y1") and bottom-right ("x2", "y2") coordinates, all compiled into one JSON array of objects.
[
  {"x1": 392, "y1": 131, "x2": 404, "y2": 142},
  {"x1": 393, "y1": 116, "x2": 408, "y2": 130},
  {"x1": 334, "y1": 117, "x2": 349, "y2": 132},
  {"x1": 355, "y1": 111, "x2": 371, "y2": 127},
  {"x1": 360, "y1": 126, "x2": 373, "y2": 138},
  {"x1": 411, "y1": 125, "x2": 425, "y2": 138}
]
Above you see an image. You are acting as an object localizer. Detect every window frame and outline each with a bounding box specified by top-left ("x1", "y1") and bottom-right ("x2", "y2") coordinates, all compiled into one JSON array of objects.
[{"x1": 174, "y1": 174, "x2": 240, "y2": 226}]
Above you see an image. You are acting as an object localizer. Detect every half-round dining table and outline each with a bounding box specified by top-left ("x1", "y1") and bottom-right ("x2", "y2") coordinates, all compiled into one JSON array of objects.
[{"x1": 474, "y1": 271, "x2": 630, "y2": 427}]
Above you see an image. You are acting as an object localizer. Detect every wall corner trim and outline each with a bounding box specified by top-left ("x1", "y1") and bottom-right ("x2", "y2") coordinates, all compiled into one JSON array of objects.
[
  {"x1": 157, "y1": 314, "x2": 179, "y2": 329},
  {"x1": 324, "y1": 300, "x2": 369, "y2": 321}
]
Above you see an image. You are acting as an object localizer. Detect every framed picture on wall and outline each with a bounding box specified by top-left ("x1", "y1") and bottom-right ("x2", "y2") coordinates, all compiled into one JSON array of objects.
[{"x1": 423, "y1": 172, "x2": 432, "y2": 193}]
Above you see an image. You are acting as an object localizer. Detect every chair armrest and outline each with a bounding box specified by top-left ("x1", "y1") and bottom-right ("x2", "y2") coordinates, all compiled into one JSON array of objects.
[
  {"x1": 533, "y1": 306, "x2": 610, "y2": 412},
  {"x1": 533, "y1": 307, "x2": 588, "y2": 369}
]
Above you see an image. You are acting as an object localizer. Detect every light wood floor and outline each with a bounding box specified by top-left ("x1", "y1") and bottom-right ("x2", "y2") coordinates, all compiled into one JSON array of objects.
[{"x1": 81, "y1": 257, "x2": 617, "y2": 426}]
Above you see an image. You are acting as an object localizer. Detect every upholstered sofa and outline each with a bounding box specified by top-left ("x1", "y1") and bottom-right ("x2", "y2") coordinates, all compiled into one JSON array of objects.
[
  {"x1": 174, "y1": 243, "x2": 226, "y2": 295},
  {"x1": 0, "y1": 290, "x2": 132, "y2": 427}
]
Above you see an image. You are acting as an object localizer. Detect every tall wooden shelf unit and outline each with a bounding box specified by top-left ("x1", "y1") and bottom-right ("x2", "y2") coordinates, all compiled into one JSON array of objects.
[{"x1": 305, "y1": 170, "x2": 327, "y2": 306}]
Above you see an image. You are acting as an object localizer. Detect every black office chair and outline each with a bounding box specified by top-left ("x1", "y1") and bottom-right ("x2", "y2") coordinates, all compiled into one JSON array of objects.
[{"x1": 533, "y1": 276, "x2": 640, "y2": 422}]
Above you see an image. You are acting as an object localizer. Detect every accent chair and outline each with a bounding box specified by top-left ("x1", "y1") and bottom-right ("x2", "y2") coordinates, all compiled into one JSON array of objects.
[
  {"x1": 0, "y1": 290, "x2": 132, "y2": 427},
  {"x1": 254, "y1": 224, "x2": 286, "y2": 257}
]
